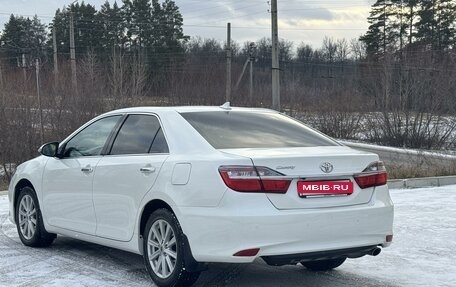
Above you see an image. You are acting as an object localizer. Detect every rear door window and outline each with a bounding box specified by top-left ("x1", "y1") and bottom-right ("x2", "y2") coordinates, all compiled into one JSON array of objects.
[{"x1": 110, "y1": 115, "x2": 169, "y2": 155}]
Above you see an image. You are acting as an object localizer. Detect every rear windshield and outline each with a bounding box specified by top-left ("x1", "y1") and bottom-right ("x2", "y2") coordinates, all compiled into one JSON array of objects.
[{"x1": 180, "y1": 111, "x2": 338, "y2": 149}]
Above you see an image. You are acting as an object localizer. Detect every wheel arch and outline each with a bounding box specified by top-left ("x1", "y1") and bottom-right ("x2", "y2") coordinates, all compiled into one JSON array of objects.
[
  {"x1": 138, "y1": 199, "x2": 207, "y2": 272},
  {"x1": 14, "y1": 179, "x2": 35, "y2": 211},
  {"x1": 139, "y1": 199, "x2": 174, "y2": 238}
]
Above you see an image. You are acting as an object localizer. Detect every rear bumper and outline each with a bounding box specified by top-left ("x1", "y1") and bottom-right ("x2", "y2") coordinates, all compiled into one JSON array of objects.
[{"x1": 178, "y1": 185, "x2": 394, "y2": 263}]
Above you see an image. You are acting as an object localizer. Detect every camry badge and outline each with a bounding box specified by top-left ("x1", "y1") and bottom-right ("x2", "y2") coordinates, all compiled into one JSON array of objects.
[
  {"x1": 276, "y1": 166, "x2": 296, "y2": 170},
  {"x1": 320, "y1": 162, "x2": 334, "y2": 173}
]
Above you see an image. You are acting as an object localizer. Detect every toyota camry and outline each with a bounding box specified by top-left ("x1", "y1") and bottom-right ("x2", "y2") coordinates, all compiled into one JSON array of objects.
[{"x1": 8, "y1": 104, "x2": 394, "y2": 287}]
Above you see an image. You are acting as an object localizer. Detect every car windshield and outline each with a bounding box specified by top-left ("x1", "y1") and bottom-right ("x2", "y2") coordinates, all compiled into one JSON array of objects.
[{"x1": 180, "y1": 111, "x2": 338, "y2": 149}]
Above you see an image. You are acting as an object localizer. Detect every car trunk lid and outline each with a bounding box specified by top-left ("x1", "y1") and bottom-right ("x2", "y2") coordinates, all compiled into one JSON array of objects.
[{"x1": 220, "y1": 146, "x2": 379, "y2": 209}]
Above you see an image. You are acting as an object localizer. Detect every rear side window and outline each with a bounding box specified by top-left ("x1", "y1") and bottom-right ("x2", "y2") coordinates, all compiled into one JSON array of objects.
[
  {"x1": 180, "y1": 111, "x2": 337, "y2": 149},
  {"x1": 110, "y1": 115, "x2": 169, "y2": 155},
  {"x1": 149, "y1": 128, "x2": 169, "y2": 153}
]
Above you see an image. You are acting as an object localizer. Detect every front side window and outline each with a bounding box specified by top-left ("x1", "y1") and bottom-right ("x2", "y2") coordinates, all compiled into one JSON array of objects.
[
  {"x1": 63, "y1": 116, "x2": 121, "y2": 158},
  {"x1": 110, "y1": 115, "x2": 169, "y2": 155}
]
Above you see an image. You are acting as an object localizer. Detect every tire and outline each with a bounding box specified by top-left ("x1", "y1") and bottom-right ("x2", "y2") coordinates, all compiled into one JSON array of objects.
[
  {"x1": 143, "y1": 209, "x2": 200, "y2": 287},
  {"x1": 301, "y1": 258, "x2": 347, "y2": 271},
  {"x1": 15, "y1": 186, "x2": 56, "y2": 247}
]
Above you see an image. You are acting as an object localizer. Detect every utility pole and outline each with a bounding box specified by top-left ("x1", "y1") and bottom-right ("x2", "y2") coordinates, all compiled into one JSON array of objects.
[
  {"x1": 248, "y1": 42, "x2": 256, "y2": 102},
  {"x1": 234, "y1": 58, "x2": 250, "y2": 91},
  {"x1": 52, "y1": 25, "x2": 59, "y2": 86},
  {"x1": 21, "y1": 54, "x2": 28, "y2": 119},
  {"x1": 235, "y1": 42, "x2": 256, "y2": 98},
  {"x1": 225, "y1": 23, "x2": 232, "y2": 102},
  {"x1": 35, "y1": 59, "x2": 44, "y2": 144},
  {"x1": 271, "y1": 0, "x2": 280, "y2": 111},
  {"x1": 22, "y1": 54, "x2": 27, "y2": 83},
  {"x1": 69, "y1": 11, "x2": 77, "y2": 89},
  {"x1": 249, "y1": 56, "x2": 253, "y2": 101}
]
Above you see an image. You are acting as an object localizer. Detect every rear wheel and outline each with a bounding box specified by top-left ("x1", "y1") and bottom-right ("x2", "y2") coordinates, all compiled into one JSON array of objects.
[
  {"x1": 301, "y1": 258, "x2": 346, "y2": 271},
  {"x1": 143, "y1": 209, "x2": 200, "y2": 287},
  {"x1": 15, "y1": 186, "x2": 56, "y2": 247}
]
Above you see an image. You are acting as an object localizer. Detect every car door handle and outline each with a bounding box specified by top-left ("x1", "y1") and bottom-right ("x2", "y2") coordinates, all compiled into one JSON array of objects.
[
  {"x1": 81, "y1": 166, "x2": 93, "y2": 173},
  {"x1": 140, "y1": 167, "x2": 156, "y2": 173}
]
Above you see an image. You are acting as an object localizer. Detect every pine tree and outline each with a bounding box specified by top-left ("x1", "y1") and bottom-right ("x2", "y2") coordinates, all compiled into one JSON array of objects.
[
  {"x1": 391, "y1": 0, "x2": 407, "y2": 52},
  {"x1": 0, "y1": 15, "x2": 48, "y2": 65},
  {"x1": 415, "y1": 0, "x2": 456, "y2": 50},
  {"x1": 404, "y1": 0, "x2": 420, "y2": 45},
  {"x1": 360, "y1": 0, "x2": 398, "y2": 58},
  {"x1": 51, "y1": 8, "x2": 69, "y2": 57},
  {"x1": 99, "y1": 1, "x2": 125, "y2": 50},
  {"x1": 121, "y1": 0, "x2": 153, "y2": 49},
  {"x1": 416, "y1": 0, "x2": 439, "y2": 48},
  {"x1": 155, "y1": 1, "x2": 187, "y2": 54},
  {"x1": 52, "y1": 3, "x2": 103, "y2": 57},
  {"x1": 437, "y1": 0, "x2": 456, "y2": 49}
]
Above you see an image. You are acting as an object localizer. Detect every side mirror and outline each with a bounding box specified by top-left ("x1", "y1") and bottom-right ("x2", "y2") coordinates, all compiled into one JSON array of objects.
[{"x1": 38, "y1": 142, "x2": 60, "y2": 157}]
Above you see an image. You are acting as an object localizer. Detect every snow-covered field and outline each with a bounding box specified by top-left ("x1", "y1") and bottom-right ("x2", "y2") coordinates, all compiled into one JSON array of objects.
[{"x1": 1, "y1": 186, "x2": 455, "y2": 287}]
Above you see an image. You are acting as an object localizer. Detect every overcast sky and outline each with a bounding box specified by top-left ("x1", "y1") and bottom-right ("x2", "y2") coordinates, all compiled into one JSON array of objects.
[{"x1": 0, "y1": 0, "x2": 375, "y2": 48}]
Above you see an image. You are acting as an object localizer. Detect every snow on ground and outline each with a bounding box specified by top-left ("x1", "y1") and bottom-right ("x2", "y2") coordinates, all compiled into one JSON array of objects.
[
  {"x1": 0, "y1": 186, "x2": 456, "y2": 287},
  {"x1": 342, "y1": 186, "x2": 456, "y2": 287}
]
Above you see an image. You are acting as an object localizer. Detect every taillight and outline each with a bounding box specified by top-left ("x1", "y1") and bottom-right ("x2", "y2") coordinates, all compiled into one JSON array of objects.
[
  {"x1": 219, "y1": 166, "x2": 291, "y2": 193},
  {"x1": 354, "y1": 161, "x2": 388, "y2": 189},
  {"x1": 219, "y1": 166, "x2": 262, "y2": 192}
]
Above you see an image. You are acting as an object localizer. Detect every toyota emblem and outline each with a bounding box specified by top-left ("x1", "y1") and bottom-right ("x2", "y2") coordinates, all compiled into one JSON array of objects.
[{"x1": 320, "y1": 162, "x2": 334, "y2": 173}]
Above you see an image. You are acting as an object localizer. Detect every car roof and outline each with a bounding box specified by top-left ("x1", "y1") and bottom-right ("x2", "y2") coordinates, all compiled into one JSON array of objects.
[{"x1": 103, "y1": 105, "x2": 277, "y2": 115}]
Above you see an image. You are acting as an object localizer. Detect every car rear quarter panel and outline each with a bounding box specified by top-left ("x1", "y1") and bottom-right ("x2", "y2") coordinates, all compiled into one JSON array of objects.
[
  {"x1": 145, "y1": 153, "x2": 253, "y2": 208},
  {"x1": 145, "y1": 110, "x2": 255, "y2": 208}
]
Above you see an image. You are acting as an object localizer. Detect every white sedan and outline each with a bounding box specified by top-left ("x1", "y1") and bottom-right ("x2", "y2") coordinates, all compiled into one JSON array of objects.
[{"x1": 8, "y1": 105, "x2": 394, "y2": 287}]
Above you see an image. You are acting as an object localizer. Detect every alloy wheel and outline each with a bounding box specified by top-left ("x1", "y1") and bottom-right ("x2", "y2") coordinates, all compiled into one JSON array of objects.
[
  {"x1": 18, "y1": 195, "x2": 37, "y2": 240},
  {"x1": 147, "y1": 219, "x2": 178, "y2": 279}
]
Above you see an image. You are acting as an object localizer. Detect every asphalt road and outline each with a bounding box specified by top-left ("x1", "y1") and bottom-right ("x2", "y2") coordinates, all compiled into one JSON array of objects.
[{"x1": 1, "y1": 185, "x2": 456, "y2": 287}]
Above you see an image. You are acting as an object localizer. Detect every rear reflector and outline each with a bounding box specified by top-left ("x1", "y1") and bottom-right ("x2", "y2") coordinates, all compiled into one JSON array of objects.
[
  {"x1": 233, "y1": 248, "x2": 260, "y2": 257},
  {"x1": 354, "y1": 161, "x2": 388, "y2": 189},
  {"x1": 262, "y1": 179, "x2": 292, "y2": 192},
  {"x1": 386, "y1": 234, "x2": 393, "y2": 242},
  {"x1": 219, "y1": 166, "x2": 291, "y2": 193}
]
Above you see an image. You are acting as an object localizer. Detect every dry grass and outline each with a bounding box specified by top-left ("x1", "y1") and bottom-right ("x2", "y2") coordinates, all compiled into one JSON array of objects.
[
  {"x1": 388, "y1": 164, "x2": 456, "y2": 179},
  {"x1": 0, "y1": 178, "x2": 8, "y2": 191}
]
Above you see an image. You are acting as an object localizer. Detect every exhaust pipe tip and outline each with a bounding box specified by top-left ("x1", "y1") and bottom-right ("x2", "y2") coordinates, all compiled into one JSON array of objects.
[{"x1": 370, "y1": 247, "x2": 382, "y2": 256}]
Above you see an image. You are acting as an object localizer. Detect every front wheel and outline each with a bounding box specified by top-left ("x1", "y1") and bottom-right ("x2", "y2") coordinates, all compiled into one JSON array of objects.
[
  {"x1": 143, "y1": 209, "x2": 200, "y2": 287},
  {"x1": 301, "y1": 258, "x2": 346, "y2": 271},
  {"x1": 15, "y1": 186, "x2": 56, "y2": 247}
]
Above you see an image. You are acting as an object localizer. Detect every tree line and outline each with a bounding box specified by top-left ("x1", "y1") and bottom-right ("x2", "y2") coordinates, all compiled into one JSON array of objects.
[
  {"x1": 0, "y1": 0, "x2": 455, "y2": 181},
  {"x1": 360, "y1": 0, "x2": 456, "y2": 58},
  {"x1": 0, "y1": 0, "x2": 186, "y2": 67}
]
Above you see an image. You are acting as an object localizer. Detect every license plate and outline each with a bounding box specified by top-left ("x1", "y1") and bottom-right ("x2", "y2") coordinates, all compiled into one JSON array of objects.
[{"x1": 297, "y1": 181, "x2": 354, "y2": 197}]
